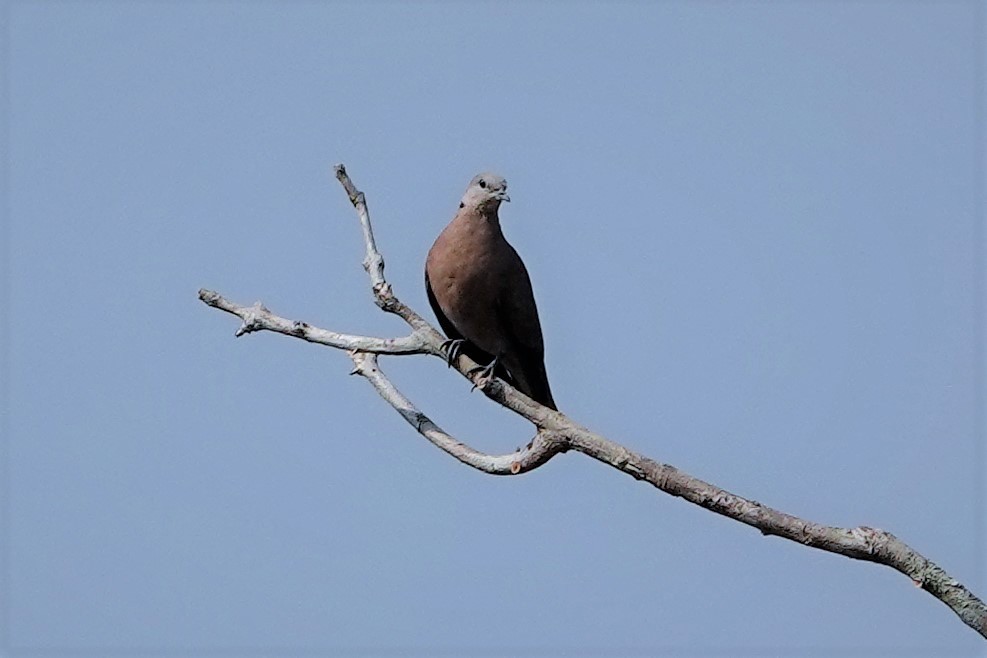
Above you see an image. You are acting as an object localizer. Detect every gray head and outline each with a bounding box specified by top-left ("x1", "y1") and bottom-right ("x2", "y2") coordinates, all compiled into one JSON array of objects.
[{"x1": 459, "y1": 172, "x2": 510, "y2": 213}]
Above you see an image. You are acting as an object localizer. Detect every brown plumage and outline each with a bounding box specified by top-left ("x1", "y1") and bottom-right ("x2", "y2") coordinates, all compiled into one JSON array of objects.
[{"x1": 425, "y1": 173, "x2": 557, "y2": 410}]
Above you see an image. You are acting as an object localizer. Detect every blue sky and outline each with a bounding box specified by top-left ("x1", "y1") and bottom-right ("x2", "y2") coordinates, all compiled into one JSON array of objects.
[{"x1": 3, "y1": 1, "x2": 985, "y2": 655}]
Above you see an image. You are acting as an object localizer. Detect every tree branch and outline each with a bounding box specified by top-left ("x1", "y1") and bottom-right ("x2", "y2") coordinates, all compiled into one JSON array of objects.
[{"x1": 197, "y1": 164, "x2": 987, "y2": 640}]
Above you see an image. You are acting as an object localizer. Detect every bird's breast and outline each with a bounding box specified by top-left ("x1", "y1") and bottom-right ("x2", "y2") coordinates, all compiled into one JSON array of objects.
[{"x1": 426, "y1": 224, "x2": 509, "y2": 355}]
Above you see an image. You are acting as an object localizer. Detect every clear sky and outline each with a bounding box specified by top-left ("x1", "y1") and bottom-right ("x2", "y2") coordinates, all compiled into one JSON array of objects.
[{"x1": 4, "y1": 1, "x2": 985, "y2": 655}]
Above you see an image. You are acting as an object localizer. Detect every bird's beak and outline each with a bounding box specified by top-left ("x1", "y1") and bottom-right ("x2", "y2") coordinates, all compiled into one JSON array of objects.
[{"x1": 496, "y1": 191, "x2": 511, "y2": 203}]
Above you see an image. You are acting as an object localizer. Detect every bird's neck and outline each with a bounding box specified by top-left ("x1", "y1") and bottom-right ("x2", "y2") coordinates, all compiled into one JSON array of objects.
[{"x1": 462, "y1": 207, "x2": 503, "y2": 234}]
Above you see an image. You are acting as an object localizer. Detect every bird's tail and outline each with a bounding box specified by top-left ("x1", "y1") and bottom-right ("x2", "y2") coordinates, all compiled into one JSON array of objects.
[{"x1": 512, "y1": 360, "x2": 557, "y2": 411}]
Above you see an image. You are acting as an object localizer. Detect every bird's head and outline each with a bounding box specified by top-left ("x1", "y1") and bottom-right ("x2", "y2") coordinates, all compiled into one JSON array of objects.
[{"x1": 459, "y1": 172, "x2": 510, "y2": 213}]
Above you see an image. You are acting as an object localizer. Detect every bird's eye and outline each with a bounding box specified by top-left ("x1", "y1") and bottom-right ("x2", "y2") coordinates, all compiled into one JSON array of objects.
[{"x1": 478, "y1": 180, "x2": 487, "y2": 189}]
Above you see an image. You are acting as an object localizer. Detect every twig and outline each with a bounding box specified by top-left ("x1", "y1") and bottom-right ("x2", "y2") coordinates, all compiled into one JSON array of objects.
[
  {"x1": 198, "y1": 164, "x2": 987, "y2": 640},
  {"x1": 197, "y1": 290, "x2": 430, "y2": 354},
  {"x1": 350, "y1": 352, "x2": 567, "y2": 475},
  {"x1": 334, "y1": 164, "x2": 429, "y2": 330}
]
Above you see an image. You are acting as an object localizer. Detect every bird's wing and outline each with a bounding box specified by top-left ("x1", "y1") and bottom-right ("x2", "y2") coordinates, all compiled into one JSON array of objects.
[
  {"x1": 497, "y1": 245, "x2": 546, "y2": 357},
  {"x1": 425, "y1": 270, "x2": 465, "y2": 342},
  {"x1": 494, "y1": 245, "x2": 556, "y2": 409}
]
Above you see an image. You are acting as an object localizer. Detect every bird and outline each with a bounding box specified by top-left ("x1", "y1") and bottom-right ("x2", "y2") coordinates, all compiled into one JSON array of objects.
[{"x1": 425, "y1": 172, "x2": 557, "y2": 410}]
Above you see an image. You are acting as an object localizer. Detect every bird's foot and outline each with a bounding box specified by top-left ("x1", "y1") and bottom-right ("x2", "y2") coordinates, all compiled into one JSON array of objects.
[
  {"x1": 439, "y1": 338, "x2": 465, "y2": 367},
  {"x1": 468, "y1": 356, "x2": 500, "y2": 392}
]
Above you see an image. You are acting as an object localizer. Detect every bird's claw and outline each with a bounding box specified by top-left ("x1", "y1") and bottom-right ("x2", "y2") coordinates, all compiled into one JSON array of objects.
[
  {"x1": 468, "y1": 357, "x2": 500, "y2": 392},
  {"x1": 440, "y1": 338, "x2": 465, "y2": 367}
]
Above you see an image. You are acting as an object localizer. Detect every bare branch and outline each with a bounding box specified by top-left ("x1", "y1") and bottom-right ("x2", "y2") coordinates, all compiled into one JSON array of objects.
[
  {"x1": 197, "y1": 165, "x2": 987, "y2": 640},
  {"x1": 350, "y1": 352, "x2": 567, "y2": 475},
  {"x1": 334, "y1": 164, "x2": 430, "y2": 331},
  {"x1": 563, "y1": 430, "x2": 987, "y2": 637},
  {"x1": 197, "y1": 289, "x2": 430, "y2": 354}
]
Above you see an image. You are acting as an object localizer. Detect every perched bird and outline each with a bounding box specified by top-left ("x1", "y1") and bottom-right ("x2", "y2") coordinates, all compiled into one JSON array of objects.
[{"x1": 425, "y1": 173, "x2": 557, "y2": 410}]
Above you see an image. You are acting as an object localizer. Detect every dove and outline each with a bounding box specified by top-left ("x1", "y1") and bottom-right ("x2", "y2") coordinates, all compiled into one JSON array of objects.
[{"x1": 425, "y1": 173, "x2": 557, "y2": 410}]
